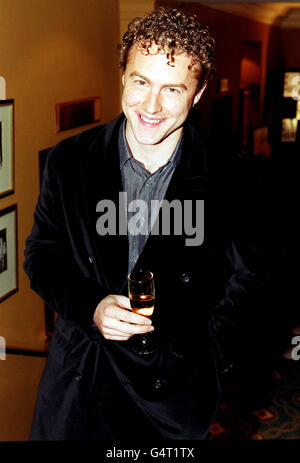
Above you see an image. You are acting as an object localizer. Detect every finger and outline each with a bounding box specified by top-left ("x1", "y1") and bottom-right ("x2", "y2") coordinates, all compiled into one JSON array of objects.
[
  {"x1": 105, "y1": 335, "x2": 130, "y2": 341},
  {"x1": 112, "y1": 306, "x2": 152, "y2": 326},
  {"x1": 109, "y1": 318, "x2": 154, "y2": 335},
  {"x1": 105, "y1": 305, "x2": 151, "y2": 326},
  {"x1": 103, "y1": 327, "x2": 131, "y2": 337}
]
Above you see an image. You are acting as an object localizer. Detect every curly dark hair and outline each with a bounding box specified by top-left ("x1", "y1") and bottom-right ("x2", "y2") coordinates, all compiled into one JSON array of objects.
[{"x1": 117, "y1": 7, "x2": 216, "y2": 87}]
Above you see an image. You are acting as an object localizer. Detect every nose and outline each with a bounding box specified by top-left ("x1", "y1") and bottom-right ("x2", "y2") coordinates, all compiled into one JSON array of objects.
[{"x1": 144, "y1": 90, "x2": 162, "y2": 114}]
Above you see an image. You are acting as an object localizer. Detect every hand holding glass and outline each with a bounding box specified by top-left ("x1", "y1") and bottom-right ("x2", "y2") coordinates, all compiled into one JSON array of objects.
[{"x1": 128, "y1": 270, "x2": 155, "y2": 354}]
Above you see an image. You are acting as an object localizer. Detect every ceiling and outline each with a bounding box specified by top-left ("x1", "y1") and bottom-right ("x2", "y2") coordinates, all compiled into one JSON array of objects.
[{"x1": 186, "y1": 2, "x2": 300, "y2": 27}]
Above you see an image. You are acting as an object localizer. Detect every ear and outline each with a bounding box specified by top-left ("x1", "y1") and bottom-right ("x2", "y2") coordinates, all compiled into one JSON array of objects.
[{"x1": 193, "y1": 81, "x2": 207, "y2": 106}]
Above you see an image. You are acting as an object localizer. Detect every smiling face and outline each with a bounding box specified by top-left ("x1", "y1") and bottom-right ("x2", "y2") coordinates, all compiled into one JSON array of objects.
[{"x1": 121, "y1": 44, "x2": 206, "y2": 152}]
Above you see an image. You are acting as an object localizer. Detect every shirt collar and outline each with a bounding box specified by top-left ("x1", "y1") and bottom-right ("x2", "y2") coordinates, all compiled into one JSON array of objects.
[{"x1": 119, "y1": 117, "x2": 183, "y2": 171}]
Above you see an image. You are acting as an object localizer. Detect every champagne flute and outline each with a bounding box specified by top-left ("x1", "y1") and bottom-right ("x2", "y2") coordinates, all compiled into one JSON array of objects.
[{"x1": 128, "y1": 269, "x2": 155, "y2": 355}]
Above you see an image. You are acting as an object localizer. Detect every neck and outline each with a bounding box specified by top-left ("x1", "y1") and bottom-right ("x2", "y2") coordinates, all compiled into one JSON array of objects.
[{"x1": 125, "y1": 124, "x2": 182, "y2": 174}]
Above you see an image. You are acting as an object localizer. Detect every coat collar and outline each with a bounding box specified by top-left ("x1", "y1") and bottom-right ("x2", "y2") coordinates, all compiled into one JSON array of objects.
[{"x1": 83, "y1": 112, "x2": 208, "y2": 192}]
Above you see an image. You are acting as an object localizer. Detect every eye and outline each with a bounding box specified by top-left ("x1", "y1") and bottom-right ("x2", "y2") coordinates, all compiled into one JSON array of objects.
[
  {"x1": 135, "y1": 79, "x2": 148, "y2": 87},
  {"x1": 165, "y1": 87, "x2": 181, "y2": 95}
]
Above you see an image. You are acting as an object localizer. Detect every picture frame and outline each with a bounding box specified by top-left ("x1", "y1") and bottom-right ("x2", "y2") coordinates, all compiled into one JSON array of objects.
[
  {"x1": 250, "y1": 125, "x2": 271, "y2": 158},
  {"x1": 55, "y1": 96, "x2": 101, "y2": 132},
  {"x1": 0, "y1": 204, "x2": 18, "y2": 302},
  {"x1": 217, "y1": 78, "x2": 230, "y2": 94},
  {"x1": 0, "y1": 99, "x2": 14, "y2": 197},
  {"x1": 281, "y1": 118, "x2": 298, "y2": 143},
  {"x1": 283, "y1": 70, "x2": 300, "y2": 99}
]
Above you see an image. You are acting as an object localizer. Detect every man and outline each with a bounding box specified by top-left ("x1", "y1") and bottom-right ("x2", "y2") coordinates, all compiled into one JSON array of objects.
[{"x1": 24, "y1": 7, "x2": 270, "y2": 440}]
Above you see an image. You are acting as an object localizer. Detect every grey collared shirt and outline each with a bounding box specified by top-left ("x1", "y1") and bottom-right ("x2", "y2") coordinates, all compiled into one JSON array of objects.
[{"x1": 118, "y1": 119, "x2": 183, "y2": 275}]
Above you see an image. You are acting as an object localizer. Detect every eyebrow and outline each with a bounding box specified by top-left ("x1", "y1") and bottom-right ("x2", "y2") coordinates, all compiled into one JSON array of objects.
[{"x1": 129, "y1": 72, "x2": 187, "y2": 90}]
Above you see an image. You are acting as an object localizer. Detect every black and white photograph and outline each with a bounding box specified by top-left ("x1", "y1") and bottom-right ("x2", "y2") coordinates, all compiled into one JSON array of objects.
[
  {"x1": 0, "y1": 99, "x2": 14, "y2": 198},
  {"x1": 0, "y1": 205, "x2": 17, "y2": 302}
]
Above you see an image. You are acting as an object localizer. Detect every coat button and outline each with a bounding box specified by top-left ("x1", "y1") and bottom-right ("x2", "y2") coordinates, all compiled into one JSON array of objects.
[
  {"x1": 180, "y1": 272, "x2": 190, "y2": 283},
  {"x1": 153, "y1": 379, "x2": 162, "y2": 390},
  {"x1": 88, "y1": 256, "x2": 95, "y2": 264},
  {"x1": 75, "y1": 372, "x2": 82, "y2": 383}
]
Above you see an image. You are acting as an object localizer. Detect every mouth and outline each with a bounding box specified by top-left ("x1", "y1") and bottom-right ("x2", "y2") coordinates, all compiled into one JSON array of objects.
[{"x1": 137, "y1": 113, "x2": 166, "y2": 127}]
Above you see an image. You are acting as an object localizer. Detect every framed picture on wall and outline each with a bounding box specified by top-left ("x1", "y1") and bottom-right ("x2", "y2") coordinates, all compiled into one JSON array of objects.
[
  {"x1": 55, "y1": 96, "x2": 101, "y2": 132},
  {"x1": 0, "y1": 99, "x2": 14, "y2": 197},
  {"x1": 283, "y1": 71, "x2": 300, "y2": 99},
  {"x1": 0, "y1": 205, "x2": 18, "y2": 303},
  {"x1": 250, "y1": 125, "x2": 271, "y2": 158},
  {"x1": 281, "y1": 118, "x2": 298, "y2": 143}
]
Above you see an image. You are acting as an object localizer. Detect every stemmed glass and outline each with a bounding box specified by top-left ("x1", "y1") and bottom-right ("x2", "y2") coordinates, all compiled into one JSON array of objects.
[{"x1": 128, "y1": 269, "x2": 155, "y2": 355}]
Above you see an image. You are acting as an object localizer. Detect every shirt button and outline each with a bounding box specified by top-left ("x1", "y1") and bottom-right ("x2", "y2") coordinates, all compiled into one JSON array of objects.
[
  {"x1": 153, "y1": 379, "x2": 162, "y2": 390},
  {"x1": 75, "y1": 372, "x2": 82, "y2": 383},
  {"x1": 180, "y1": 272, "x2": 190, "y2": 283}
]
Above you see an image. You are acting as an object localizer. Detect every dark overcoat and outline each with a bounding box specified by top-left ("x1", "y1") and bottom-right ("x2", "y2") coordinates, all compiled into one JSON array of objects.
[{"x1": 24, "y1": 113, "x2": 273, "y2": 440}]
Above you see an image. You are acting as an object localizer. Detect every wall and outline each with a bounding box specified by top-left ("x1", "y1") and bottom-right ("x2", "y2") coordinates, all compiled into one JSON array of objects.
[
  {"x1": 0, "y1": 353, "x2": 47, "y2": 441},
  {"x1": 119, "y1": 0, "x2": 155, "y2": 39},
  {"x1": 156, "y1": 1, "x2": 274, "y2": 137},
  {"x1": 280, "y1": 27, "x2": 300, "y2": 67},
  {"x1": 0, "y1": 0, "x2": 120, "y2": 441}
]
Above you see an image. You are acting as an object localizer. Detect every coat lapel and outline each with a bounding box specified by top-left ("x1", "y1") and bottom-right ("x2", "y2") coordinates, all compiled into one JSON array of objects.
[{"x1": 81, "y1": 114, "x2": 129, "y2": 292}]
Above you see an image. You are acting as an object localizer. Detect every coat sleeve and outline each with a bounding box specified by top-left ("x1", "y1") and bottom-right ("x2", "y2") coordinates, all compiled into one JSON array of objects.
[{"x1": 23, "y1": 145, "x2": 107, "y2": 338}]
